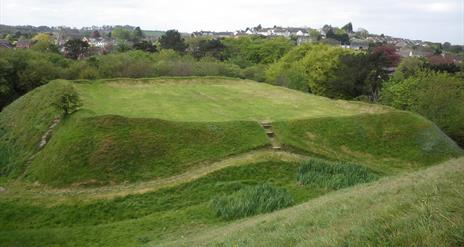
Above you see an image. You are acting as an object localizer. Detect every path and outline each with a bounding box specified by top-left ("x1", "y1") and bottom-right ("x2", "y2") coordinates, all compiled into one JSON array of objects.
[{"x1": 3, "y1": 150, "x2": 308, "y2": 204}]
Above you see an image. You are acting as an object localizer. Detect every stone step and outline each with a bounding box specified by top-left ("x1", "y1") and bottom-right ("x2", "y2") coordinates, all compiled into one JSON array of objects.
[
  {"x1": 272, "y1": 146, "x2": 281, "y2": 150},
  {"x1": 266, "y1": 131, "x2": 275, "y2": 137}
]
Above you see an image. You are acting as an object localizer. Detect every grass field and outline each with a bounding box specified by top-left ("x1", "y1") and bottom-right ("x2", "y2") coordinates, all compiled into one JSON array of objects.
[
  {"x1": 0, "y1": 76, "x2": 462, "y2": 246},
  {"x1": 75, "y1": 77, "x2": 389, "y2": 122}
]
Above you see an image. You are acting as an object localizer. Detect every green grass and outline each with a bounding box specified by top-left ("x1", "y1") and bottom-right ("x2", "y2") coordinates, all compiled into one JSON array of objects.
[
  {"x1": 155, "y1": 157, "x2": 464, "y2": 247},
  {"x1": 298, "y1": 158, "x2": 379, "y2": 189},
  {"x1": 26, "y1": 115, "x2": 269, "y2": 187},
  {"x1": 0, "y1": 161, "x2": 332, "y2": 246},
  {"x1": 0, "y1": 80, "x2": 74, "y2": 177},
  {"x1": 211, "y1": 184, "x2": 294, "y2": 220},
  {"x1": 74, "y1": 77, "x2": 389, "y2": 122},
  {"x1": 274, "y1": 111, "x2": 463, "y2": 174},
  {"x1": 0, "y1": 76, "x2": 463, "y2": 246}
]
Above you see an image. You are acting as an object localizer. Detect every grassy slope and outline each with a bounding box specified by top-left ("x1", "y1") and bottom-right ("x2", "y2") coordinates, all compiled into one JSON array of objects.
[
  {"x1": 157, "y1": 157, "x2": 464, "y2": 247},
  {"x1": 274, "y1": 112, "x2": 463, "y2": 174},
  {"x1": 1, "y1": 158, "x2": 462, "y2": 246},
  {"x1": 0, "y1": 80, "x2": 73, "y2": 177},
  {"x1": 0, "y1": 161, "x2": 333, "y2": 246},
  {"x1": 26, "y1": 115, "x2": 268, "y2": 187},
  {"x1": 75, "y1": 77, "x2": 389, "y2": 122}
]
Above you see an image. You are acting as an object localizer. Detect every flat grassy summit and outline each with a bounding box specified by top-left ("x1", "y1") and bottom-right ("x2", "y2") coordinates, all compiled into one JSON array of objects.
[{"x1": 75, "y1": 77, "x2": 388, "y2": 121}]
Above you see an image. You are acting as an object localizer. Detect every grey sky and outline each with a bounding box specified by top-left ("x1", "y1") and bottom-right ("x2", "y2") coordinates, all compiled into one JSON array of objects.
[{"x1": 1, "y1": 0, "x2": 463, "y2": 44}]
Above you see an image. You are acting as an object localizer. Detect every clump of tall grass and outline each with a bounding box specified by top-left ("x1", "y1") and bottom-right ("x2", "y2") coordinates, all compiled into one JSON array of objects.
[
  {"x1": 298, "y1": 159, "x2": 379, "y2": 189},
  {"x1": 211, "y1": 184, "x2": 294, "y2": 220}
]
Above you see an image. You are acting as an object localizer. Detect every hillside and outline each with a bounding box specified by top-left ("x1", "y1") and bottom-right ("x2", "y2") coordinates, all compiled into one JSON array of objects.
[{"x1": 0, "y1": 76, "x2": 462, "y2": 246}]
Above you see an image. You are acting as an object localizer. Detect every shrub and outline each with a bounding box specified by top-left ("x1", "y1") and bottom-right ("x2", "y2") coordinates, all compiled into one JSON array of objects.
[
  {"x1": 298, "y1": 159, "x2": 379, "y2": 189},
  {"x1": 211, "y1": 184, "x2": 294, "y2": 220},
  {"x1": 382, "y1": 70, "x2": 464, "y2": 146},
  {"x1": 55, "y1": 84, "x2": 82, "y2": 115}
]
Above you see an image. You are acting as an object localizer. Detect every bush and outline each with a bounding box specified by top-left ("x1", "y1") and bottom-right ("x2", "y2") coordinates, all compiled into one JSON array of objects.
[
  {"x1": 211, "y1": 184, "x2": 294, "y2": 220},
  {"x1": 55, "y1": 84, "x2": 82, "y2": 115},
  {"x1": 298, "y1": 159, "x2": 379, "y2": 189},
  {"x1": 382, "y1": 71, "x2": 464, "y2": 146}
]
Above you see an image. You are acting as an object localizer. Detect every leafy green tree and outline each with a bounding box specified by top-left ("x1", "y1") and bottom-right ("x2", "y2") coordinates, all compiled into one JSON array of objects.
[
  {"x1": 382, "y1": 71, "x2": 464, "y2": 146},
  {"x1": 64, "y1": 39, "x2": 89, "y2": 59},
  {"x1": 133, "y1": 41, "x2": 157, "y2": 53},
  {"x1": 222, "y1": 36, "x2": 294, "y2": 67},
  {"x1": 341, "y1": 22, "x2": 353, "y2": 33},
  {"x1": 392, "y1": 57, "x2": 426, "y2": 81},
  {"x1": 132, "y1": 27, "x2": 144, "y2": 42},
  {"x1": 191, "y1": 38, "x2": 225, "y2": 60},
  {"x1": 309, "y1": 29, "x2": 322, "y2": 41},
  {"x1": 112, "y1": 28, "x2": 132, "y2": 41},
  {"x1": 159, "y1": 30, "x2": 187, "y2": 52}
]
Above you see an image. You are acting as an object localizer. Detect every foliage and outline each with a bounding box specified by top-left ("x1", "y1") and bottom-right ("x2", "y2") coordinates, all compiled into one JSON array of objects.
[
  {"x1": 55, "y1": 85, "x2": 82, "y2": 115},
  {"x1": 392, "y1": 57, "x2": 427, "y2": 80},
  {"x1": 222, "y1": 36, "x2": 294, "y2": 67},
  {"x1": 297, "y1": 158, "x2": 379, "y2": 189},
  {"x1": 190, "y1": 38, "x2": 225, "y2": 60},
  {"x1": 382, "y1": 71, "x2": 464, "y2": 146},
  {"x1": 64, "y1": 39, "x2": 90, "y2": 59},
  {"x1": 266, "y1": 44, "x2": 357, "y2": 96},
  {"x1": 211, "y1": 184, "x2": 294, "y2": 220},
  {"x1": 159, "y1": 30, "x2": 187, "y2": 52},
  {"x1": 0, "y1": 49, "x2": 71, "y2": 109},
  {"x1": 341, "y1": 22, "x2": 354, "y2": 33},
  {"x1": 32, "y1": 33, "x2": 53, "y2": 43},
  {"x1": 133, "y1": 40, "x2": 157, "y2": 53},
  {"x1": 371, "y1": 44, "x2": 401, "y2": 67}
]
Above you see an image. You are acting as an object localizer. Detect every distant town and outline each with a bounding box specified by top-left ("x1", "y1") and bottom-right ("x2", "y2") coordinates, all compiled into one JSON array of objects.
[{"x1": 0, "y1": 23, "x2": 463, "y2": 62}]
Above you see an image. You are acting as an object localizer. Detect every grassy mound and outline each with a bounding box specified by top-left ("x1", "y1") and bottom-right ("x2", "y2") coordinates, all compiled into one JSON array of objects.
[
  {"x1": 0, "y1": 80, "x2": 76, "y2": 177},
  {"x1": 211, "y1": 184, "x2": 294, "y2": 220},
  {"x1": 25, "y1": 115, "x2": 268, "y2": 187},
  {"x1": 298, "y1": 158, "x2": 379, "y2": 189},
  {"x1": 274, "y1": 111, "x2": 463, "y2": 174}
]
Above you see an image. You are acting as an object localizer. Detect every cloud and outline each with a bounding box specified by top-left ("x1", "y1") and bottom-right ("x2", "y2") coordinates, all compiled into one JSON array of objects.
[{"x1": 2, "y1": 0, "x2": 463, "y2": 44}]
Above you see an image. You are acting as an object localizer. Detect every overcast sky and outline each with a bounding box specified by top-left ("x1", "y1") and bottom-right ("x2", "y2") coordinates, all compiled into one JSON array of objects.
[{"x1": 1, "y1": 0, "x2": 463, "y2": 44}]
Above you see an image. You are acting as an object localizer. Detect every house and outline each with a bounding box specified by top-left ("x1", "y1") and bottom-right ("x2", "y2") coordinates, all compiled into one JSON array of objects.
[
  {"x1": 398, "y1": 47, "x2": 414, "y2": 58},
  {"x1": 349, "y1": 38, "x2": 369, "y2": 50},
  {"x1": 0, "y1": 40, "x2": 12, "y2": 49},
  {"x1": 16, "y1": 40, "x2": 34, "y2": 49}
]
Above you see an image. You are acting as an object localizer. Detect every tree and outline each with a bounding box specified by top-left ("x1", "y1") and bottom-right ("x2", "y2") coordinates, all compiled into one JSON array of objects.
[
  {"x1": 341, "y1": 22, "x2": 353, "y2": 33},
  {"x1": 309, "y1": 29, "x2": 322, "y2": 41},
  {"x1": 133, "y1": 41, "x2": 157, "y2": 53},
  {"x1": 382, "y1": 71, "x2": 464, "y2": 146},
  {"x1": 91, "y1": 30, "x2": 101, "y2": 39},
  {"x1": 159, "y1": 30, "x2": 187, "y2": 52},
  {"x1": 32, "y1": 33, "x2": 53, "y2": 43},
  {"x1": 371, "y1": 44, "x2": 400, "y2": 67},
  {"x1": 64, "y1": 39, "x2": 89, "y2": 59},
  {"x1": 191, "y1": 38, "x2": 225, "y2": 60},
  {"x1": 132, "y1": 27, "x2": 144, "y2": 42},
  {"x1": 112, "y1": 28, "x2": 132, "y2": 41}
]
